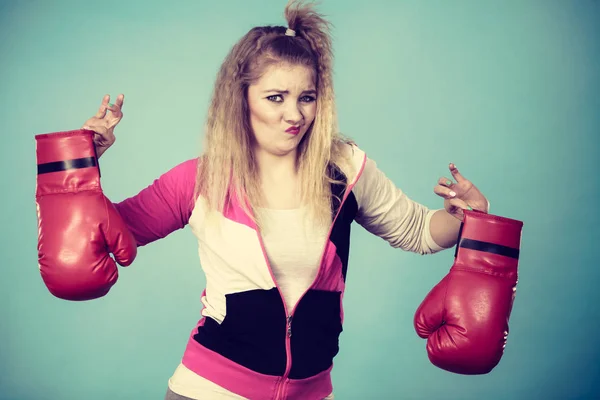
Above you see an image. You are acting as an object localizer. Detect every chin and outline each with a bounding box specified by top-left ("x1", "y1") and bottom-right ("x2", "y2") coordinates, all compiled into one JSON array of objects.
[
  {"x1": 274, "y1": 134, "x2": 304, "y2": 154},
  {"x1": 272, "y1": 146, "x2": 299, "y2": 157}
]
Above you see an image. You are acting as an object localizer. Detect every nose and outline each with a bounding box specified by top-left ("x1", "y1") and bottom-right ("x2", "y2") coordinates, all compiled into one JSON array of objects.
[{"x1": 283, "y1": 100, "x2": 303, "y2": 126}]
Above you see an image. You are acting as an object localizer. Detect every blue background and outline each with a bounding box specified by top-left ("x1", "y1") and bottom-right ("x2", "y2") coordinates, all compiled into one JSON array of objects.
[{"x1": 1, "y1": 0, "x2": 599, "y2": 399}]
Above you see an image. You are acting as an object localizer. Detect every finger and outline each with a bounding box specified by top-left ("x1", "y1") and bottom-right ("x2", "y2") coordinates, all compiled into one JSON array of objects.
[
  {"x1": 95, "y1": 94, "x2": 110, "y2": 118},
  {"x1": 106, "y1": 94, "x2": 124, "y2": 118},
  {"x1": 105, "y1": 103, "x2": 123, "y2": 119},
  {"x1": 433, "y1": 184, "x2": 457, "y2": 199},
  {"x1": 438, "y1": 177, "x2": 454, "y2": 187},
  {"x1": 114, "y1": 93, "x2": 124, "y2": 109},
  {"x1": 448, "y1": 197, "x2": 472, "y2": 210},
  {"x1": 447, "y1": 197, "x2": 473, "y2": 220},
  {"x1": 449, "y1": 163, "x2": 467, "y2": 183}
]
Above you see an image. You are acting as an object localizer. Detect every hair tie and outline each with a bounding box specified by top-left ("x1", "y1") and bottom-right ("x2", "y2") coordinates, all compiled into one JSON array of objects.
[{"x1": 285, "y1": 28, "x2": 296, "y2": 37}]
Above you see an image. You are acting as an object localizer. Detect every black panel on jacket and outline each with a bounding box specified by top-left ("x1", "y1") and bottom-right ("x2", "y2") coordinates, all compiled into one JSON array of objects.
[
  {"x1": 193, "y1": 287, "x2": 288, "y2": 376},
  {"x1": 331, "y1": 191, "x2": 357, "y2": 282},
  {"x1": 288, "y1": 289, "x2": 343, "y2": 379},
  {"x1": 328, "y1": 163, "x2": 346, "y2": 217},
  {"x1": 328, "y1": 164, "x2": 358, "y2": 282}
]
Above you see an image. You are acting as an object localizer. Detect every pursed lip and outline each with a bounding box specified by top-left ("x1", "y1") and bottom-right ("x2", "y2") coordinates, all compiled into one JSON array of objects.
[{"x1": 285, "y1": 126, "x2": 301, "y2": 134}]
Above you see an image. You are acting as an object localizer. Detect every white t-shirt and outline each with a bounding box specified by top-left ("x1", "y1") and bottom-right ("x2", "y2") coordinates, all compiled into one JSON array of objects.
[
  {"x1": 168, "y1": 207, "x2": 331, "y2": 399},
  {"x1": 167, "y1": 157, "x2": 444, "y2": 399}
]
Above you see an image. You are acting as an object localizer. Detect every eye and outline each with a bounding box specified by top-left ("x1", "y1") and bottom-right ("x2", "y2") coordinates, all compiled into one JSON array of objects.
[
  {"x1": 300, "y1": 95, "x2": 316, "y2": 103},
  {"x1": 266, "y1": 95, "x2": 283, "y2": 102}
]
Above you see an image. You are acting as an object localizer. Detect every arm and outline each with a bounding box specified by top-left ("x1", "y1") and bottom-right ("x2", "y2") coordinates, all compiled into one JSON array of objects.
[
  {"x1": 80, "y1": 93, "x2": 197, "y2": 245},
  {"x1": 428, "y1": 209, "x2": 462, "y2": 249},
  {"x1": 113, "y1": 158, "x2": 198, "y2": 247},
  {"x1": 352, "y1": 157, "x2": 446, "y2": 255}
]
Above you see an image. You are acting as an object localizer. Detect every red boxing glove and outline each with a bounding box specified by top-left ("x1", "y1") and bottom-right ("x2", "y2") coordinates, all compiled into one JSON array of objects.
[
  {"x1": 35, "y1": 129, "x2": 137, "y2": 301},
  {"x1": 414, "y1": 209, "x2": 523, "y2": 374}
]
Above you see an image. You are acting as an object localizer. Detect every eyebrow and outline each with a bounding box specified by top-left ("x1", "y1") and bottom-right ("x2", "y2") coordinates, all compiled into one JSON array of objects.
[{"x1": 263, "y1": 89, "x2": 317, "y2": 95}]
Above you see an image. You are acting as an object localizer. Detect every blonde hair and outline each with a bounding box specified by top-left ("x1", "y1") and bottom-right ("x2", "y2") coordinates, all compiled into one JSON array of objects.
[{"x1": 195, "y1": 0, "x2": 353, "y2": 229}]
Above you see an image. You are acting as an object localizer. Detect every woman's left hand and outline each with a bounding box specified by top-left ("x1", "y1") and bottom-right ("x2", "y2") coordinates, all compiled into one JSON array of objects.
[{"x1": 434, "y1": 163, "x2": 490, "y2": 221}]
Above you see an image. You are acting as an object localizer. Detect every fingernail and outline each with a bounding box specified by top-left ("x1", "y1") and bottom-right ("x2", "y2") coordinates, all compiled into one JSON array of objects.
[
  {"x1": 449, "y1": 191, "x2": 456, "y2": 197},
  {"x1": 446, "y1": 180, "x2": 452, "y2": 185}
]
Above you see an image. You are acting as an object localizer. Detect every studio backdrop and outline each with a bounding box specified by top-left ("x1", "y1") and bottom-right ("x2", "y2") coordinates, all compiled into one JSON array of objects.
[{"x1": 1, "y1": 0, "x2": 598, "y2": 399}]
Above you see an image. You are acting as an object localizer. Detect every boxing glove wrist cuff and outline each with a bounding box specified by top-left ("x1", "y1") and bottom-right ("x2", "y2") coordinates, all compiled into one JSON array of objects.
[
  {"x1": 453, "y1": 210, "x2": 523, "y2": 279},
  {"x1": 35, "y1": 130, "x2": 101, "y2": 196}
]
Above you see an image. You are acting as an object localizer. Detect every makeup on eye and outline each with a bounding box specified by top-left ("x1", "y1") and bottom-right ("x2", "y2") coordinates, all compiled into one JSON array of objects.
[
  {"x1": 265, "y1": 94, "x2": 316, "y2": 103},
  {"x1": 263, "y1": 88, "x2": 316, "y2": 102}
]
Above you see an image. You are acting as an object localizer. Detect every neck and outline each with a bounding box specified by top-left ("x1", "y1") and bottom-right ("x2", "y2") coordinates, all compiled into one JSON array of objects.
[
  {"x1": 253, "y1": 148, "x2": 302, "y2": 210},
  {"x1": 254, "y1": 148, "x2": 299, "y2": 182}
]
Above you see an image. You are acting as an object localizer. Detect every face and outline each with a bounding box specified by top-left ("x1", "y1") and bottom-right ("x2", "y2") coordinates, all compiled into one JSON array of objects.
[{"x1": 246, "y1": 62, "x2": 317, "y2": 158}]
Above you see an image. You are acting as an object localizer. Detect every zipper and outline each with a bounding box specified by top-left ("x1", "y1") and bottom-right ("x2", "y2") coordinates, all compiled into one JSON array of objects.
[
  {"x1": 257, "y1": 156, "x2": 365, "y2": 399},
  {"x1": 274, "y1": 315, "x2": 293, "y2": 399},
  {"x1": 272, "y1": 187, "x2": 354, "y2": 399},
  {"x1": 254, "y1": 225, "x2": 292, "y2": 399},
  {"x1": 286, "y1": 315, "x2": 293, "y2": 338}
]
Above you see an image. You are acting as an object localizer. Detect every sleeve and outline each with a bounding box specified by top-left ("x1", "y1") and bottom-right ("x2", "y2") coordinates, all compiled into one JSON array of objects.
[
  {"x1": 352, "y1": 156, "x2": 446, "y2": 255},
  {"x1": 113, "y1": 158, "x2": 198, "y2": 247}
]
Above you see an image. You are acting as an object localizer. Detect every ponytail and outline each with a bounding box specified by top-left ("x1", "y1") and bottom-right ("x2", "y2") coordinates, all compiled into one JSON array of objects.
[{"x1": 284, "y1": 0, "x2": 334, "y2": 83}]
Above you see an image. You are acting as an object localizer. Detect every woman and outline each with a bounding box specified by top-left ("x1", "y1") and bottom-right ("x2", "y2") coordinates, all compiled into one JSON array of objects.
[{"x1": 82, "y1": 1, "x2": 489, "y2": 399}]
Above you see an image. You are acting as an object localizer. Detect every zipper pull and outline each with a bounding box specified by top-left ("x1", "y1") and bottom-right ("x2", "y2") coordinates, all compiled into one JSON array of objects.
[{"x1": 287, "y1": 315, "x2": 293, "y2": 338}]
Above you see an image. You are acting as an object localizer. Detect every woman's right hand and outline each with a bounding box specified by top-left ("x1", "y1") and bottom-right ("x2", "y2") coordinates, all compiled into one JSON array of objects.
[{"x1": 82, "y1": 94, "x2": 125, "y2": 158}]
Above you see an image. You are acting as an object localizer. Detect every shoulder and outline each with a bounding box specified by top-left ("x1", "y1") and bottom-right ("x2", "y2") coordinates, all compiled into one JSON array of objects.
[
  {"x1": 335, "y1": 142, "x2": 395, "y2": 209},
  {"x1": 333, "y1": 140, "x2": 385, "y2": 191},
  {"x1": 164, "y1": 157, "x2": 199, "y2": 178},
  {"x1": 332, "y1": 140, "x2": 367, "y2": 187},
  {"x1": 152, "y1": 157, "x2": 200, "y2": 213},
  {"x1": 156, "y1": 157, "x2": 199, "y2": 194}
]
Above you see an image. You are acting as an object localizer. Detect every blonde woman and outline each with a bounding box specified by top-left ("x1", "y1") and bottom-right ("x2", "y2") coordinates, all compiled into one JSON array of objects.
[{"x1": 82, "y1": 1, "x2": 490, "y2": 399}]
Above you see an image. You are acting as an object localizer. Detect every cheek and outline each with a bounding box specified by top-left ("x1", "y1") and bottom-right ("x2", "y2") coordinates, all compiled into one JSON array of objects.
[
  {"x1": 303, "y1": 102, "x2": 317, "y2": 124},
  {"x1": 250, "y1": 102, "x2": 280, "y2": 127}
]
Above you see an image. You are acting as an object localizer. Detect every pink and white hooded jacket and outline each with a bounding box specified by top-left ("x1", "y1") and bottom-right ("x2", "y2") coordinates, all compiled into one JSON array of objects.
[{"x1": 114, "y1": 143, "x2": 444, "y2": 400}]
